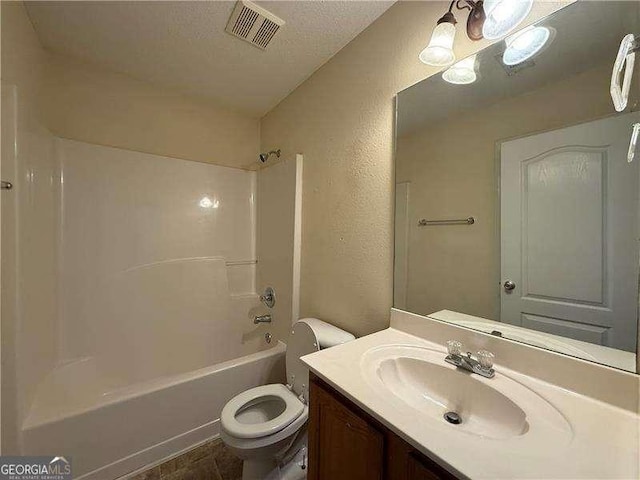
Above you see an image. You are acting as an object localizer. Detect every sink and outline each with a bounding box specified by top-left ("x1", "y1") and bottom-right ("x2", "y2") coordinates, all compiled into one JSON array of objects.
[
  {"x1": 377, "y1": 356, "x2": 527, "y2": 439},
  {"x1": 361, "y1": 345, "x2": 573, "y2": 443}
]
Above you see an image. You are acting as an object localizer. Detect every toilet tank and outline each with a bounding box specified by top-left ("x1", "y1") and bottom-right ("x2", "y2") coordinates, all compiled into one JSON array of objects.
[
  {"x1": 285, "y1": 318, "x2": 355, "y2": 399},
  {"x1": 300, "y1": 318, "x2": 355, "y2": 348}
]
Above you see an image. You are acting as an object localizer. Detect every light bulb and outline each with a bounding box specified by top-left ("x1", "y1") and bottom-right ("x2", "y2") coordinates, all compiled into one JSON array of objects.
[
  {"x1": 502, "y1": 26, "x2": 551, "y2": 65},
  {"x1": 419, "y1": 21, "x2": 456, "y2": 66},
  {"x1": 442, "y1": 54, "x2": 477, "y2": 85},
  {"x1": 482, "y1": 0, "x2": 533, "y2": 40}
]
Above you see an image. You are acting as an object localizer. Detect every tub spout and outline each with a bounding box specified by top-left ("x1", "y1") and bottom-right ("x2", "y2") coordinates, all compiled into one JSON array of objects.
[{"x1": 254, "y1": 314, "x2": 272, "y2": 324}]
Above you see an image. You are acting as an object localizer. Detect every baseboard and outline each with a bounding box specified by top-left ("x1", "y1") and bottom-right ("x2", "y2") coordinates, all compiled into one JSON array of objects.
[{"x1": 76, "y1": 419, "x2": 220, "y2": 480}]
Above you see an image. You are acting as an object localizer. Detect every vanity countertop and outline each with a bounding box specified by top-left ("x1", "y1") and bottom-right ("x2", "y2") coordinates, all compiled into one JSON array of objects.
[{"x1": 301, "y1": 326, "x2": 640, "y2": 479}]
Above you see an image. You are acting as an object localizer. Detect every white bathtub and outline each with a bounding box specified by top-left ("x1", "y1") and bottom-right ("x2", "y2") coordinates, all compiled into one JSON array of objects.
[{"x1": 21, "y1": 343, "x2": 286, "y2": 479}]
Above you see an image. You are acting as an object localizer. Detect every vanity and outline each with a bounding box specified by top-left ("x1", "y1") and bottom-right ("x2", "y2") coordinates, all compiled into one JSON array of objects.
[
  {"x1": 305, "y1": 2, "x2": 640, "y2": 476},
  {"x1": 308, "y1": 372, "x2": 455, "y2": 480},
  {"x1": 302, "y1": 310, "x2": 640, "y2": 480}
]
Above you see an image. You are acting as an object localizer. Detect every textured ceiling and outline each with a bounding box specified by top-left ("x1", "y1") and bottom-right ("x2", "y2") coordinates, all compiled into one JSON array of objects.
[{"x1": 26, "y1": 1, "x2": 394, "y2": 116}]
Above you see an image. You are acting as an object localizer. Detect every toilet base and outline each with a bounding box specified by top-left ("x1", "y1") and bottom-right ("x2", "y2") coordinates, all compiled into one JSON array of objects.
[
  {"x1": 242, "y1": 458, "x2": 277, "y2": 480},
  {"x1": 241, "y1": 432, "x2": 308, "y2": 480},
  {"x1": 242, "y1": 449, "x2": 307, "y2": 480}
]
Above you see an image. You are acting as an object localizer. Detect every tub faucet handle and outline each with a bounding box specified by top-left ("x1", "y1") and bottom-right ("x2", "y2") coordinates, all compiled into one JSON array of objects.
[{"x1": 259, "y1": 287, "x2": 276, "y2": 308}]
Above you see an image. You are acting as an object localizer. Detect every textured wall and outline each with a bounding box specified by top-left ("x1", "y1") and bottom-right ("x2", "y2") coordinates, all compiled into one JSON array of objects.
[
  {"x1": 260, "y1": 1, "x2": 569, "y2": 337},
  {"x1": 42, "y1": 54, "x2": 260, "y2": 169}
]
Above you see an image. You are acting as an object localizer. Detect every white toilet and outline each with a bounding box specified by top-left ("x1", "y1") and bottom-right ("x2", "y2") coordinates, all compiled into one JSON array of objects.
[{"x1": 220, "y1": 318, "x2": 355, "y2": 480}]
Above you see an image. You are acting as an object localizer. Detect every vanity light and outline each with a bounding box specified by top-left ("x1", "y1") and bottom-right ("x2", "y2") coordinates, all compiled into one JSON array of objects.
[
  {"x1": 502, "y1": 26, "x2": 551, "y2": 65},
  {"x1": 420, "y1": 0, "x2": 532, "y2": 67},
  {"x1": 419, "y1": 10, "x2": 457, "y2": 66},
  {"x1": 442, "y1": 54, "x2": 477, "y2": 84},
  {"x1": 482, "y1": 0, "x2": 533, "y2": 40},
  {"x1": 419, "y1": 1, "x2": 488, "y2": 66}
]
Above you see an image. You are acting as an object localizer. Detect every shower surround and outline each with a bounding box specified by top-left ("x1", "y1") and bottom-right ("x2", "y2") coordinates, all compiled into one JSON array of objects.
[{"x1": 12, "y1": 138, "x2": 300, "y2": 478}]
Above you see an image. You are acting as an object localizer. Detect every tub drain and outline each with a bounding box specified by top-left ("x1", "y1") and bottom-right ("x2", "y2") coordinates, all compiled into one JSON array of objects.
[{"x1": 444, "y1": 411, "x2": 462, "y2": 425}]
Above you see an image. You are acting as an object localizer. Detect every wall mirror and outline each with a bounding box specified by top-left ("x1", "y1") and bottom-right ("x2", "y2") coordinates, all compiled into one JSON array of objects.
[{"x1": 394, "y1": 1, "x2": 640, "y2": 373}]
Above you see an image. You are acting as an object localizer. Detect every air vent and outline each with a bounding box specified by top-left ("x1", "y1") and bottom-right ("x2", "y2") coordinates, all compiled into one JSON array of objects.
[{"x1": 225, "y1": 0, "x2": 285, "y2": 50}]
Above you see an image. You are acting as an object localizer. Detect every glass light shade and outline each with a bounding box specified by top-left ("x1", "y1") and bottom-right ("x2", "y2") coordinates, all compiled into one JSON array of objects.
[
  {"x1": 442, "y1": 54, "x2": 477, "y2": 84},
  {"x1": 482, "y1": 0, "x2": 533, "y2": 40},
  {"x1": 502, "y1": 26, "x2": 551, "y2": 65},
  {"x1": 419, "y1": 21, "x2": 456, "y2": 66}
]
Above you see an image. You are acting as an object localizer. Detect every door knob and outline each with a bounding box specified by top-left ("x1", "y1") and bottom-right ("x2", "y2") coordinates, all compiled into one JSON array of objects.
[{"x1": 503, "y1": 280, "x2": 516, "y2": 292}]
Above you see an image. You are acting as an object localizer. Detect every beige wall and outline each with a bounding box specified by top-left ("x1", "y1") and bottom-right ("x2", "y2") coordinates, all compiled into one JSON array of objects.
[
  {"x1": 42, "y1": 53, "x2": 260, "y2": 169},
  {"x1": 260, "y1": 1, "x2": 570, "y2": 337},
  {"x1": 396, "y1": 61, "x2": 613, "y2": 321}
]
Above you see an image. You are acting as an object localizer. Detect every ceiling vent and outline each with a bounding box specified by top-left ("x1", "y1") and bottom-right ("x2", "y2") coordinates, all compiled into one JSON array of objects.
[{"x1": 225, "y1": 0, "x2": 285, "y2": 50}]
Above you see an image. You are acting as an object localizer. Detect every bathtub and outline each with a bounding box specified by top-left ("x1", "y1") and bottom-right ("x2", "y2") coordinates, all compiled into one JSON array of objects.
[{"x1": 21, "y1": 343, "x2": 286, "y2": 479}]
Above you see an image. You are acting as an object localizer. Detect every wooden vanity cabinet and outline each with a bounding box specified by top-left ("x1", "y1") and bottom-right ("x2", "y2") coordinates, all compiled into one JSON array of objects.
[{"x1": 308, "y1": 373, "x2": 459, "y2": 480}]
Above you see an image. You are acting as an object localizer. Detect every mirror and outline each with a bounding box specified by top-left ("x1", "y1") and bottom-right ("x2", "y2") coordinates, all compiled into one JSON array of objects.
[{"x1": 395, "y1": 1, "x2": 640, "y2": 373}]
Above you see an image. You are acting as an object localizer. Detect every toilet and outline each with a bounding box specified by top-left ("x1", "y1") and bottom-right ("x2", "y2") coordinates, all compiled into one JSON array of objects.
[{"x1": 220, "y1": 318, "x2": 355, "y2": 480}]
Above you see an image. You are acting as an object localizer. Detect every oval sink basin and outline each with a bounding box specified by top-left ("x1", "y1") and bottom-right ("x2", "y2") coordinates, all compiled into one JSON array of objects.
[
  {"x1": 361, "y1": 345, "x2": 572, "y2": 443},
  {"x1": 377, "y1": 356, "x2": 527, "y2": 439}
]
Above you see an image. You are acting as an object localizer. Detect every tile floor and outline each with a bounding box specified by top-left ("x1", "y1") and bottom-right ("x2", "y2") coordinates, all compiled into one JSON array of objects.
[{"x1": 129, "y1": 438, "x2": 242, "y2": 480}]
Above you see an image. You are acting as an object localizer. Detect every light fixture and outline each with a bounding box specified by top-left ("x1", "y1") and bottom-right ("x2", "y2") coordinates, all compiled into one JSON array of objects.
[
  {"x1": 502, "y1": 26, "x2": 551, "y2": 65},
  {"x1": 443, "y1": 54, "x2": 477, "y2": 84},
  {"x1": 419, "y1": 1, "x2": 535, "y2": 71},
  {"x1": 482, "y1": 0, "x2": 533, "y2": 40},
  {"x1": 419, "y1": 10, "x2": 457, "y2": 66},
  {"x1": 419, "y1": 1, "x2": 489, "y2": 66},
  {"x1": 420, "y1": 0, "x2": 511, "y2": 67}
]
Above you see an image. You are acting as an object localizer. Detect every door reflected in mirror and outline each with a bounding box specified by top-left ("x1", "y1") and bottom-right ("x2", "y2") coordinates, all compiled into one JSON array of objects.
[{"x1": 394, "y1": 1, "x2": 640, "y2": 373}]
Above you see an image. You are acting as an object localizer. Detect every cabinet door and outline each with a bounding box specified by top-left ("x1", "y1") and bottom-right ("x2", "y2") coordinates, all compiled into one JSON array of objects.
[
  {"x1": 309, "y1": 379, "x2": 384, "y2": 480},
  {"x1": 387, "y1": 431, "x2": 457, "y2": 480},
  {"x1": 408, "y1": 453, "x2": 451, "y2": 480}
]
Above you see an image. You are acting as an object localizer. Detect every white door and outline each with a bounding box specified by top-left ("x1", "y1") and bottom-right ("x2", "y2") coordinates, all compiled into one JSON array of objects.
[{"x1": 500, "y1": 112, "x2": 639, "y2": 351}]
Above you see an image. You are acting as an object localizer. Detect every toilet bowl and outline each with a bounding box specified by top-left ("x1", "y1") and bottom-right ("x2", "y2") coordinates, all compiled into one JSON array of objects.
[{"x1": 220, "y1": 318, "x2": 355, "y2": 480}]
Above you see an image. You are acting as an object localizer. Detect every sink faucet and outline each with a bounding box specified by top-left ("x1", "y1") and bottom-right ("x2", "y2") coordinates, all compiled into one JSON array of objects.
[{"x1": 444, "y1": 340, "x2": 495, "y2": 378}]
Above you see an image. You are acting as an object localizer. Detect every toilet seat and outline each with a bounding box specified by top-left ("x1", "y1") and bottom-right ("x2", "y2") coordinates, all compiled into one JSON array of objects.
[{"x1": 221, "y1": 384, "x2": 304, "y2": 439}]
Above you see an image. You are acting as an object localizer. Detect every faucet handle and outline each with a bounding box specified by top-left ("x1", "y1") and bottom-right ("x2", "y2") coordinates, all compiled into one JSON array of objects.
[
  {"x1": 446, "y1": 340, "x2": 463, "y2": 356},
  {"x1": 477, "y1": 350, "x2": 495, "y2": 369}
]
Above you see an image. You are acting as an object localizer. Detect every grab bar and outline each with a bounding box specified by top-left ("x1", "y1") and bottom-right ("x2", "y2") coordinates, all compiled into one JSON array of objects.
[{"x1": 418, "y1": 217, "x2": 475, "y2": 226}]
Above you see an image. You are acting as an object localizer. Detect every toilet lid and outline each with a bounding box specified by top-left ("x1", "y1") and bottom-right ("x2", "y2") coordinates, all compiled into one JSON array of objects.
[
  {"x1": 220, "y1": 384, "x2": 304, "y2": 439},
  {"x1": 285, "y1": 320, "x2": 320, "y2": 397}
]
